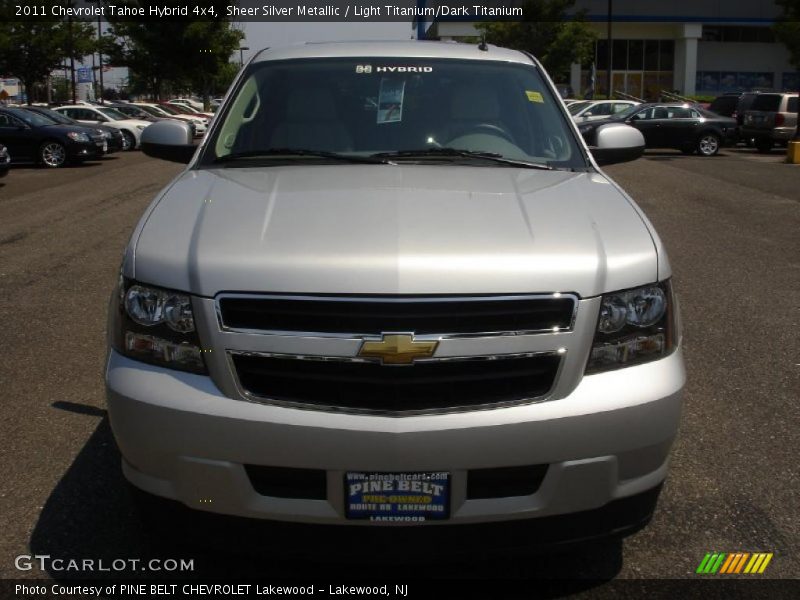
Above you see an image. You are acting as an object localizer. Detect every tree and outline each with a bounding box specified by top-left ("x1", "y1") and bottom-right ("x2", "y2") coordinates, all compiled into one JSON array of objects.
[
  {"x1": 0, "y1": 1, "x2": 96, "y2": 104},
  {"x1": 773, "y1": 0, "x2": 800, "y2": 140},
  {"x1": 107, "y1": 2, "x2": 243, "y2": 108},
  {"x1": 476, "y1": 0, "x2": 596, "y2": 83}
]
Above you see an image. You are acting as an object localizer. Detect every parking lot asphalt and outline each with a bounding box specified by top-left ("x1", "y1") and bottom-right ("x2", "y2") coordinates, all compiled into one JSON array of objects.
[{"x1": 0, "y1": 148, "x2": 797, "y2": 590}]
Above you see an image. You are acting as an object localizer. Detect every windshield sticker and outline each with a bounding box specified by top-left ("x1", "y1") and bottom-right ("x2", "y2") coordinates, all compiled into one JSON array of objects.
[
  {"x1": 526, "y1": 90, "x2": 544, "y2": 103},
  {"x1": 377, "y1": 78, "x2": 405, "y2": 124}
]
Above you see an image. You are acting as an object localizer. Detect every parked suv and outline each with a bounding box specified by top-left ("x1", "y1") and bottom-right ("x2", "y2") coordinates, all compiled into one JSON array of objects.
[
  {"x1": 107, "y1": 42, "x2": 684, "y2": 545},
  {"x1": 742, "y1": 93, "x2": 799, "y2": 152}
]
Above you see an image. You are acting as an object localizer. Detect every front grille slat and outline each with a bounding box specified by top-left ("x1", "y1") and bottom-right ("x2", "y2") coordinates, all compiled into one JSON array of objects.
[
  {"x1": 218, "y1": 295, "x2": 575, "y2": 335},
  {"x1": 232, "y1": 354, "x2": 561, "y2": 414}
]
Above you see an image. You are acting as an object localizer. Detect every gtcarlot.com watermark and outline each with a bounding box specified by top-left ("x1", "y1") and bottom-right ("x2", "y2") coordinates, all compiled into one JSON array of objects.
[{"x1": 15, "y1": 554, "x2": 195, "y2": 573}]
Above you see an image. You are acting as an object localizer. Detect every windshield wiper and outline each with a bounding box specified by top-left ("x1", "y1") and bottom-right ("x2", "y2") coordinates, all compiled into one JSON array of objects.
[
  {"x1": 215, "y1": 148, "x2": 395, "y2": 165},
  {"x1": 371, "y1": 148, "x2": 553, "y2": 170}
]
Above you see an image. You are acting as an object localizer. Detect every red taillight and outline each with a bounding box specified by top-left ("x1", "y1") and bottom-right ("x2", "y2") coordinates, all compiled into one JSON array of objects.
[{"x1": 775, "y1": 113, "x2": 785, "y2": 127}]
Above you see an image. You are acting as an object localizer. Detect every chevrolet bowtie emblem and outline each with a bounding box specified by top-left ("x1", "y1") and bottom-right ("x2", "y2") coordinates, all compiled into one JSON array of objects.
[{"x1": 358, "y1": 334, "x2": 439, "y2": 365}]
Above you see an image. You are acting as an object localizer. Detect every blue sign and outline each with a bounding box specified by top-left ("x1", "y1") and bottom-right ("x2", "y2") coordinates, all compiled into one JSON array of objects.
[{"x1": 77, "y1": 68, "x2": 93, "y2": 84}]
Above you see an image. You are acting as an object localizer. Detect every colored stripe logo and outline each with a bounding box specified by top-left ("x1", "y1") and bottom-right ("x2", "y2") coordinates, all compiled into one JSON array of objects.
[{"x1": 696, "y1": 552, "x2": 773, "y2": 574}]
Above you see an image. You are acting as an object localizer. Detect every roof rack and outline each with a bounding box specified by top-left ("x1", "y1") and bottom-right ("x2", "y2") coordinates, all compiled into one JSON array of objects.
[{"x1": 613, "y1": 90, "x2": 645, "y2": 103}]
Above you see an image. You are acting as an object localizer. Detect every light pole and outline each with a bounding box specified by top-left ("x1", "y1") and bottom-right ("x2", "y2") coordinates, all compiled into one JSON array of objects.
[
  {"x1": 85, "y1": 0, "x2": 105, "y2": 103},
  {"x1": 239, "y1": 46, "x2": 250, "y2": 67},
  {"x1": 606, "y1": 0, "x2": 613, "y2": 99}
]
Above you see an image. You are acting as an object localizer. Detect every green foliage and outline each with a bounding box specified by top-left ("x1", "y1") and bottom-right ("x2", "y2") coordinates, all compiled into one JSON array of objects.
[
  {"x1": 107, "y1": 1, "x2": 243, "y2": 107},
  {"x1": 773, "y1": 0, "x2": 800, "y2": 72},
  {"x1": 0, "y1": 0, "x2": 96, "y2": 103},
  {"x1": 476, "y1": 0, "x2": 596, "y2": 81}
]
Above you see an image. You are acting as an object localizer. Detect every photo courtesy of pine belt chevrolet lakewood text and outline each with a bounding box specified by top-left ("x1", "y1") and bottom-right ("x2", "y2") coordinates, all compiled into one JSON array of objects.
[{"x1": 105, "y1": 41, "x2": 685, "y2": 546}]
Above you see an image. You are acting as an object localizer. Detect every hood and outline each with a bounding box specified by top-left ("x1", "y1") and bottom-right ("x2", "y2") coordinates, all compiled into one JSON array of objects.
[
  {"x1": 132, "y1": 165, "x2": 658, "y2": 298},
  {"x1": 41, "y1": 123, "x2": 99, "y2": 137}
]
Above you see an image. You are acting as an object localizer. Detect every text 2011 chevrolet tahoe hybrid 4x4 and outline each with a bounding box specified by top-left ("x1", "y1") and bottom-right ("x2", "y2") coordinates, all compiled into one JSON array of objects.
[{"x1": 106, "y1": 41, "x2": 684, "y2": 545}]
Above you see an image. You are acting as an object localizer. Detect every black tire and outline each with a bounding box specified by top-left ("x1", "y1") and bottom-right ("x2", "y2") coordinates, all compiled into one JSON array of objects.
[
  {"x1": 755, "y1": 138, "x2": 773, "y2": 153},
  {"x1": 121, "y1": 130, "x2": 136, "y2": 151},
  {"x1": 39, "y1": 140, "x2": 67, "y2": 168},
  {"x1": 696, "y1": 133, "x2": 720, "y2": 157}
]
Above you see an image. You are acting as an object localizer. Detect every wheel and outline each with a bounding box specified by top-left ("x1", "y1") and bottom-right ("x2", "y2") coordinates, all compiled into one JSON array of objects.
[
  {"x1": 696, "y1": 133, "x2": 720, "y2": 156},
  {"x1": 39, "y1": 141, "x2": 67, "y2": 168},
  {"x1": 755, "y1": 138, "x2": 773, "y2": 153},
  {"x1": 121, "y1": 130, "x2": 136, "y2": 151}
]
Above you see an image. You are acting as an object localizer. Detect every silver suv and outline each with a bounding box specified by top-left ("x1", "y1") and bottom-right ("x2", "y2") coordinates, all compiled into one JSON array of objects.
[
  {"x1": 742, "y1": 93, "x2": 799, "y2": 153},
  {"x1": 106, "y1": 42, "x2": 684, "y2": 544}
]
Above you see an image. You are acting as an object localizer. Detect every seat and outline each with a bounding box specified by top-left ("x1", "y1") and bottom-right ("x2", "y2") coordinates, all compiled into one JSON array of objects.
[
  {"x1": 443, "y1": 85, "x2": 512, "y2": 144},
  {"x1": 269, "y1": 86, "x2": 353, "y2": 151}
]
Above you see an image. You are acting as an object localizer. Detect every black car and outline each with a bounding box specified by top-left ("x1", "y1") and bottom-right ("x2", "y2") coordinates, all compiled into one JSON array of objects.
[
  {"x1": 0, "y1": 143, "x2": 9, "y2": 178},
  {"x1": 0, "y1": 107, "x2": 105, "y2": 167},
  {"x1": 577, "y1": 103, "x2": 738, "y2": 156},
  {"x1": 22, "y1": 106, "x2": 125, "y2": 154}
]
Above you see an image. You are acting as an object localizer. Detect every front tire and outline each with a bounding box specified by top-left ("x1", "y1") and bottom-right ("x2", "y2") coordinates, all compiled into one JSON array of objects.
[
  {"x1": 696, "y1": 133, "x2": 720, "y2": 156},
  {"x1": 121, "y1": 130, "x2": 136, "y2": 151},
  {"x1": 39, "y1": 141, "x2": 67, "y2": 168}
]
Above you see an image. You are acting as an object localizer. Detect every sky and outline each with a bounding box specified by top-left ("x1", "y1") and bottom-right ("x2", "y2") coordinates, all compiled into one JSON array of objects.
[{"x1": 239, "y1": 21, "x2": 416, "y2": 62}]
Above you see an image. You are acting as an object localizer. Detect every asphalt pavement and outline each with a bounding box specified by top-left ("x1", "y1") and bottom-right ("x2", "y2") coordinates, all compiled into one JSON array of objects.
[{"x1": 0, "y1": 148, "x2": 797, "y2": 591}]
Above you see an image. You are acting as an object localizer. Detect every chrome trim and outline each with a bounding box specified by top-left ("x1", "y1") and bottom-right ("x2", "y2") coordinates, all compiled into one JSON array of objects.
[
  {"x1": 225, "y1": 349, "x2": 565, "y2": 417},
  {"x1": 214, "y1": 292, "x2": 579, "y2": 338}
]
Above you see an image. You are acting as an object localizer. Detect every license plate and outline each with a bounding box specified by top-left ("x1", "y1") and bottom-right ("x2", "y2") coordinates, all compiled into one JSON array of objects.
[{"x1": 345, "y1": 472, "x2": 450, "y2": 522}]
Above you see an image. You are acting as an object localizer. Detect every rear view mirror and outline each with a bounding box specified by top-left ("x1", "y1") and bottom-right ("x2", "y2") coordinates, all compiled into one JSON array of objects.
[
  {"x1": 590, "y1": 123, "x2": 645, "y2": 166},
  {"x1": 141, "y1": 120, "x2": 196, "y2": 164}
]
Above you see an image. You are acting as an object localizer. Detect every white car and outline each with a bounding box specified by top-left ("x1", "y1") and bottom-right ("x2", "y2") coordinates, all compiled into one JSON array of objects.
[
  {"x1": 133, "y1": 103, "x2": 207, "y2": 137},
  {"x1": 53, "y1": 105, "x2": 150, "y2": 151},
  {"x1": 169, "y1": 97, "x2": 204, "y2": 112},
  {"x1": 569, "y1": 100, "x2": 640, "y2": 122}
]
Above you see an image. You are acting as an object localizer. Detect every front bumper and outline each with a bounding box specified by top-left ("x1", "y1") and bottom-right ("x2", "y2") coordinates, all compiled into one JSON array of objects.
[
  {"x1": 66, "y1": 140, "x2": 101, "y2": 160},
  {"x1": 106, "y1": 347, "x2": 684, "y2": 528}
]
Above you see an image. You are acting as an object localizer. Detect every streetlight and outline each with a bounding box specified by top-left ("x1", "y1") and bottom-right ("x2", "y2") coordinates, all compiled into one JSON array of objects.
[
  {"x1": 239, "y1": 46, "x2": 250, "y2": 67},
  {"x1": 86, "y1": 0, "x2": 105, "y2": 103}
]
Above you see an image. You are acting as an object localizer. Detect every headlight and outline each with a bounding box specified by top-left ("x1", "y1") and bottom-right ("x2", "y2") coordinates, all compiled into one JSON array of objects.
[
  {"x1": 135, "y1": 124, "x2": 146, "y2": 131},
  {"x1": 67, "y1": 131, "x2": 90, "y2": 142},
  {"x1": 585, "y1": 280, "x2": 678, "y2": 374},
  {"x1": 110, "y1": 278, "x2": 206, "y2": 373}
]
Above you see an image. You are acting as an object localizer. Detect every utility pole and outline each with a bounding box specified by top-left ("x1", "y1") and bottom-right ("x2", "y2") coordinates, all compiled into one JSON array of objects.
[
  {"x1": 97, "y1": 14, "x2": 104, "y2": 103},
  {"x1": 606, "y1": 0, "x2": 613, "y2": 99},
  {"x1": 68, "y1": 14, "x2": 77, "y2": 104}
]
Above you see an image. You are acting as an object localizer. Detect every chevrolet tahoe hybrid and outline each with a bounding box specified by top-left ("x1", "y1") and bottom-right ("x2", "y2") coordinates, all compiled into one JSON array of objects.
[{"x1": 106, "y1": 41, "x2": 684, "y2": 544}]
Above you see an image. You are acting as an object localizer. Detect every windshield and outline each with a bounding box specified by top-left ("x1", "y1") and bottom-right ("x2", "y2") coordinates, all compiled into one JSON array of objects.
[
  {"x1": 98, "y1": 107, "x2": 128, "y2": 120},
  {"x1": 32, "y1": 108, "x2": 73, "y2": 124},
  {"x1": 204, "y1": 57, "x2": 585, "y2": 169},
  {"x1": 567, "y1": 101, "x2": 590, "y2": 115},
  {"x1": 135, "y1": 105, "x2": 163, "y2": 118},
  {"x1": 156, "y1": 104, "x2": 180, "y2": 115},
  {"x1": 9, "y1": 108, "x2": 56, "y2": 127}
]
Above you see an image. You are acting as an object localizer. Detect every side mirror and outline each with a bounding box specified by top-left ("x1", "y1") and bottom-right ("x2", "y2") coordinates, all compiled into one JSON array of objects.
[
  {"x1": 141, "y1": 120, "x2": 196, "y2": 164},
  {"x1": 590, "y1": 123, "x2": 645, "y2": 166}
]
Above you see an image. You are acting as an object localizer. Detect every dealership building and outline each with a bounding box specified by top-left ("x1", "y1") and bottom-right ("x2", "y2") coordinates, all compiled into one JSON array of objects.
[{"x1": 425, "y1": 0, "x2": 797, "y2": 99}]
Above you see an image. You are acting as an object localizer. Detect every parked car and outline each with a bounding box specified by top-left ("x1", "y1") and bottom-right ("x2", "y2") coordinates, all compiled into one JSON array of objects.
[
  {"x1": 578, "y1": 103, "x2": 737, "y2": 156},
  {"x1": 708, "y1": 93, "x2": 741, "y2": 118},
  {"x1": 21, "y1": 106, "x2": 124, "y2": 154},
  {"x1": 108, "y1": 41, "x2": 684, "y2": 546},
  {"x1": 0, "y1": 107, "x2": 105, "y2": 167},
  {"x1": 165, "y1": 101, "x2": 214, "y2": 121},
  {"x1": 168, "y1": 97, "x2": 204, "y2": 112},
  {"x1": 742, "y1": 93, "x2": 799, "y2": 153},
  {"x1": 569, "y1": 100, "x2": 640, "y2": 122},
  {"x1": 134, "y1": 102, "x2": 207, "y2": 136},
  {"x1": 52, "y1": 105, "x2": 150, "y2": 151},
  {"x1": 0, "y1": 143, "x2": 9, "y2": 178},
  {"x1": 113, "y1": 103, "x2": 198, "y2": 137}
]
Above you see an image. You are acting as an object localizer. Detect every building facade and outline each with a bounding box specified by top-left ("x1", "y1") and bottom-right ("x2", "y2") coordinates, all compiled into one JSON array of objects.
[{"x1": 428, "y1": 0, "x2": 797, "y2": 100}]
